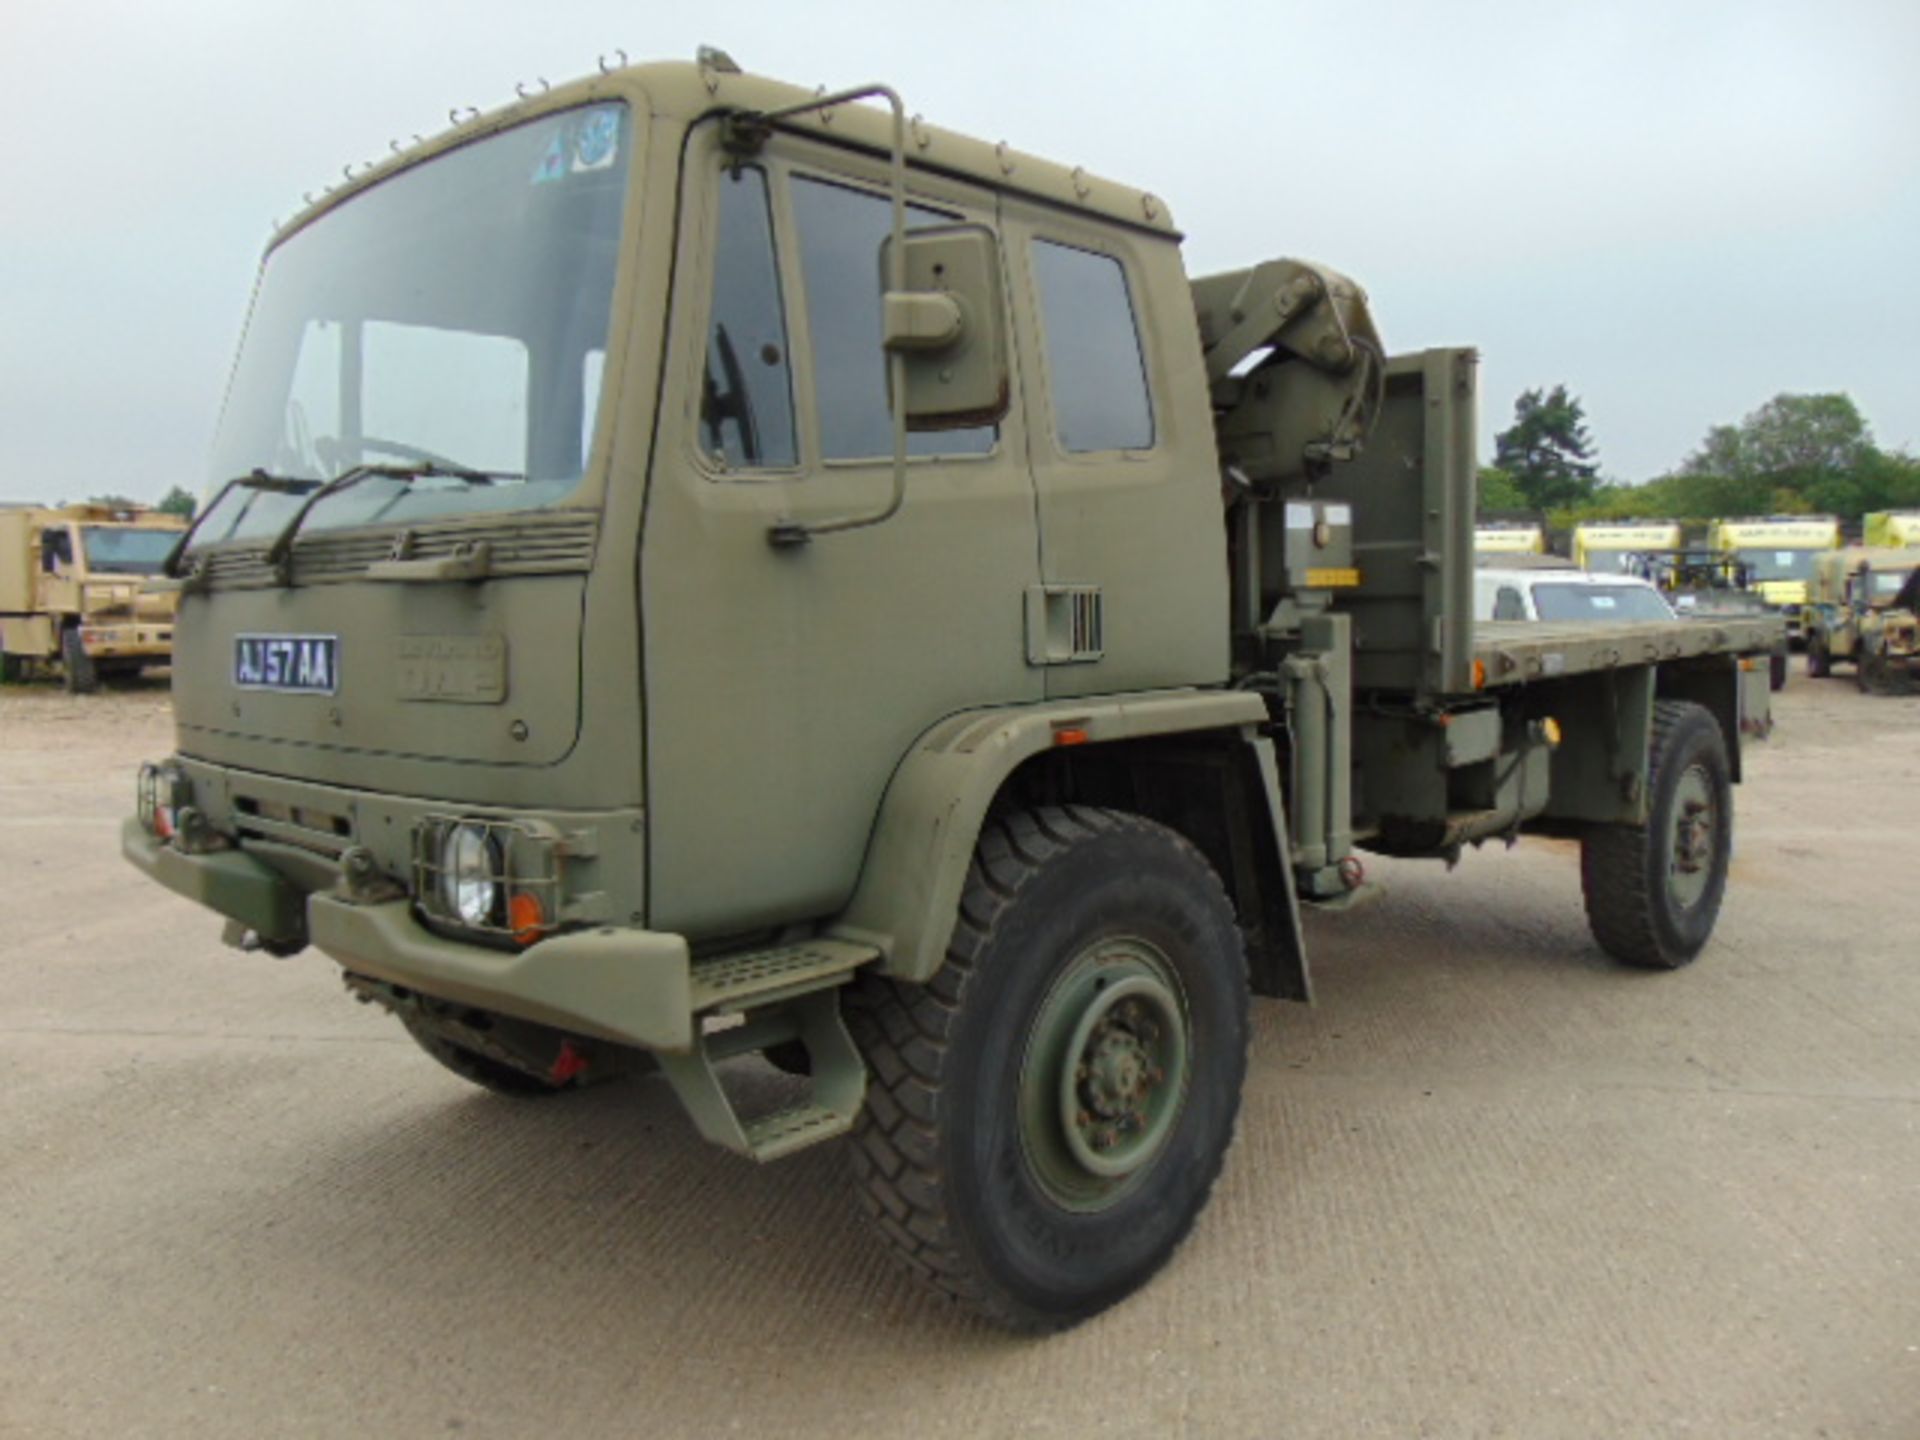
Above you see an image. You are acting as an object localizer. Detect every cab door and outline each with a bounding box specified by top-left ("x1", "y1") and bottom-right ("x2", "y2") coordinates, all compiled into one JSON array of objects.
[
  {"x1": 1001, "y1": 202, "x2": 1228, "y2": 699},
  {"x1": 641, "y1": 124, "x2": 1042, "y2": 937}
]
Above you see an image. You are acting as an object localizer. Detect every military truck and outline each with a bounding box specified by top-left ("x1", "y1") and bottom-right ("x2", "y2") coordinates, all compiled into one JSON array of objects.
[
  {"x1": 1572, "y1": 519, "x2": 1684, "y2": 574},
  {"x1": 1707, "y1": 515, "x2": 1842, "y2": 647},
  {"x1": 123, "y1": 56, "x2": 1781, "y2": 1332},
  {"x1": 0, "y1": 503, "x2": 185, "y2": 690},
  {"x1": 1626, "y1": 549, "x2": 1788, "y2": 690},
  {"x1": 1804, "y1": 546, "x2": 1920, "y2": 693}
]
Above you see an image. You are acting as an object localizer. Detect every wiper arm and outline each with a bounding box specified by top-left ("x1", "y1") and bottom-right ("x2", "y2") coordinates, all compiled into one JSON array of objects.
[
  {"x1": 163, "y1": 468, "x2": 319, "y2": 579},
  {"x1": 261, "y1": 462, "x2": 508, "y2": 585}
]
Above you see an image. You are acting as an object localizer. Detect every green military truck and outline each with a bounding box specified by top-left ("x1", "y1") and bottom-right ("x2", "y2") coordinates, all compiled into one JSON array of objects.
[
  {"x1": 1805, "y1": 546, "x2": 1920, "y2": 694},
  {"x1": 125, "y1": 55, "x2": 1780, "y2": 1332}
]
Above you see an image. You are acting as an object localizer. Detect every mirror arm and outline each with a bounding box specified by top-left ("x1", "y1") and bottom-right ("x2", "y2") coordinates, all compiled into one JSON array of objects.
[{"x1": 738, "y1": 85, "x2": 911, "y2": 550}]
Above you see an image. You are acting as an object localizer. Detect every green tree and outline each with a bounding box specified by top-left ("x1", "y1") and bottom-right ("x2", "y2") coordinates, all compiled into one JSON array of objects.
[
  {"x1": 1493, "y1": 386, "x2": 1600, "y2": 510},
  {"x1": 87, "y1": 493, "x2": 139, "y2": 510},
  {"x1": 1680, "y1": 393, "x2": 1874, "y2": 514},
  {"x1": 156, "y1": 486, "x2": 197, "y2": 519},
  {"x1": 1476, "y1": 465, "x2": 1528, "y2": 513}
]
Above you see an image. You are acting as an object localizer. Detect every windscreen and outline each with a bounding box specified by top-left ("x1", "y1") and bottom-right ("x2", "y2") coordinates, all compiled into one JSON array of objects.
[
  {"x1": 1736, "y1": 548, "x2": 1820, "y2": 582},
  {"x1": 194, "y1": 103, "x2": 631, "y2": 548},
  {"x1": 81, "y1": 526, "x2": 179, "y2": 575},
  {"x1": 1868, "y1": 569, "x2": 1916, "y2": 604},
  {"x1": 1532, "y1": 582, "x2": 1674, "y2": 622}
]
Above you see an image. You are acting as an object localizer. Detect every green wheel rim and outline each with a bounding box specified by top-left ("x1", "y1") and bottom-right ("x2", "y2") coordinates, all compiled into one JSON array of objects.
[
  {"x1": 1667, "y1": 763, "x2": 1716, "y2": 911},
  {"x1": 1017, "y1": 937, "x2": 1191, "y2": 1213}
]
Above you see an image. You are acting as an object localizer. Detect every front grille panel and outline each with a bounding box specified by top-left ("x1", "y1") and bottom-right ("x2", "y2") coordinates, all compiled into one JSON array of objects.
[{"x1": 190, "y1": 512, "x2": 599, "y2": 591}]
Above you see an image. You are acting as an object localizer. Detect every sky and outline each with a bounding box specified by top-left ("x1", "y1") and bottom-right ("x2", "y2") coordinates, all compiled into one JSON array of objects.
[{"x1": 3, "y1": 0, "x2": 1917, "y2": 505}]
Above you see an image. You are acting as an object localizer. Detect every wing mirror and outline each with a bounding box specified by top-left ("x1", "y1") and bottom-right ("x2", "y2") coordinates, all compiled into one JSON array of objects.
[{"x1": 881, "y1": 225, "x2": 1009, "y2": 430}]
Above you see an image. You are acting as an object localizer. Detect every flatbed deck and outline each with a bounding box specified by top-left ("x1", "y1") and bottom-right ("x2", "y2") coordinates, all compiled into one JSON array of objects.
[{"x1": 1472, "y1": 617, "x2": 1784, "y2": 689}]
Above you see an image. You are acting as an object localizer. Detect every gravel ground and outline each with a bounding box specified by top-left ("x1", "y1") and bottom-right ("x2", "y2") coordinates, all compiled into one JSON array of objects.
[{"x1": 2, "y1": 666, "x2": 1916, "y2": 1439}]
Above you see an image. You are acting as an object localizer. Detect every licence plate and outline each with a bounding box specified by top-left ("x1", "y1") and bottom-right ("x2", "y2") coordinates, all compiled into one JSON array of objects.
[{"x1": 234, "y1": 634, "x2": 339, "y2": 695}]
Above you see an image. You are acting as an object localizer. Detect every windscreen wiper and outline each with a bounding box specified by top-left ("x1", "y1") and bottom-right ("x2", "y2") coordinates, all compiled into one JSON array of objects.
[
  {"x1": 262, "y1": 461, "x2": 511, "y2": 585},
  {"x1": 163, "y1": 468, "x2": 319, "y2": 579}
]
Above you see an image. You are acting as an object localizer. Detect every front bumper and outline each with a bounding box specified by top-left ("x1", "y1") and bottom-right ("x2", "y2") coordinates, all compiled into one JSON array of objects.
[
  {"x1": 123, "y1": 818, "x2": 698, "y2": 1052},
  {"x1": 81, "y1": 622, "x2": 172, "y2": 660}
]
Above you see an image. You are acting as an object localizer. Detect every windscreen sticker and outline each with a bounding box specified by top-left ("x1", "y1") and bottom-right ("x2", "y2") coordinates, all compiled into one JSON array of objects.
[
  {"x1": 530, "y1": 106, "x2": 622, "y2": 185},
  {"x1": 572, "y1": 108, "x2": 620, "y2": 172},
  {"x1": 532, "y1": 134, "x2": 569, "y2": 185}
]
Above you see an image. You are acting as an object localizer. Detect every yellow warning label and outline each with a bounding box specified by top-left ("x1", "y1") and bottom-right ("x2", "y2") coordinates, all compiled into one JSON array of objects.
[{"x1": 1304, "y1": 567, "x2": 1361, "y2": 588}]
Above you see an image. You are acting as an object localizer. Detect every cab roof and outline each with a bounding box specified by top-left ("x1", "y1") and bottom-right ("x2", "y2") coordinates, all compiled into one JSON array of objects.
[{"x1": 275, "y1": 56, "x2": 1180, "y2": 249}]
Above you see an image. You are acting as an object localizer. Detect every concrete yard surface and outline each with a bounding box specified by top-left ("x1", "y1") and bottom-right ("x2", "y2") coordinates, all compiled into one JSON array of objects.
[{"x1": 1, "y1": 671, "x2": 1916, "y2": 1438}]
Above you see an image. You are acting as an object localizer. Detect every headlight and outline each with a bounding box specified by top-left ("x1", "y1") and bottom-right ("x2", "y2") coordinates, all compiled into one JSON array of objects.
[{"x1": 439, "y1": 823, "x2": 503, "y2": 927}]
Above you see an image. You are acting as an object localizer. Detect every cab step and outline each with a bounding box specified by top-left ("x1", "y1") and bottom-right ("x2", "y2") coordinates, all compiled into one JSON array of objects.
[
  {"x1": 689, "y1": 937, "x2": 876, "y2": 1014},
  {"x1": 661, "y1": 940, "x2": 878, "y2": 1163}
]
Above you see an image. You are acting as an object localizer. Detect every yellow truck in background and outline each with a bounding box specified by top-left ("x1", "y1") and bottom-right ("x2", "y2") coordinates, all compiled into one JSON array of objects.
[
  {"x1": 0, "y1": 504, "x2": 186, "y2": 691},
  {"x1": 1571, "y1": 520, "x2": 1684, "y2": 573},
  {"x1": 1864, "y1": 511, "x2": 1920, "y2": 549},
  {"x1": 1707, "y1": 515, "x2": 1842, "y2": 646},
  {"x1": 1473, "y1": 521, "x2": 1549, "y2": 556}
]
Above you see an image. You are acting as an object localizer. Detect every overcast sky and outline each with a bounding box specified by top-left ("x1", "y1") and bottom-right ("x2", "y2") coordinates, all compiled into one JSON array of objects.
[{"x1": 3, "y1": 0, "x2": 1916, "y2": 505}]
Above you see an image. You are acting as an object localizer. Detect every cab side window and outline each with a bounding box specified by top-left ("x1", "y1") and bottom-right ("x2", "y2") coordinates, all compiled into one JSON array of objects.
[
  {"x1": 790, "y1": 176, "x2": 994, "y2": 460},
  {"x1": 1493, "y1": 586, "x2": 1526, "y2": 621},
  {"x1": 41, "y1": 528, "x2": 73, "y2": 573},
  {"x1": 1030, "y1": 238, "x2": 1154, "y2": 453},
  {"x1": 702, "y1": 166, "x2": 798, "y2": 470}
]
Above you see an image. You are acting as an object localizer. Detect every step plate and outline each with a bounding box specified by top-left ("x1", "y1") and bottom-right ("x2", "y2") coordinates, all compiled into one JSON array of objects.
[
  {"x1": 689, "y1": 938, "x2": 877, "y2": 1014},
  {"x1": 742, "y1": 1102, "x2": 853, "y2": 1162}
]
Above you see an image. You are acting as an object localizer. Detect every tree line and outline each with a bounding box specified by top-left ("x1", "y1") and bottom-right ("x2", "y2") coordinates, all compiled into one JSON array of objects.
[{"x1": 1480, "y1": 389, "x2": 1920, "y2": 525}]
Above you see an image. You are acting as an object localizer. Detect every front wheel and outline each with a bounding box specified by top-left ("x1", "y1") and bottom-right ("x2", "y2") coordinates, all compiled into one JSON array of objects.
[
  {"x1": 846, "y1": 807, "x2": 1249, "y2": 1333},
  {"x1": 1806, "y1": 636, "x2": 1830, "y2": 678},
  {"x1": 1580, "y1": 700, "x2": 1732, "y2": 969},
  {"x1": 60, "y1": 627, "x2": 97, "y2": 694},
  {"x1": 1768, "y1": 649, "x2": 1788, "y2": 691}
]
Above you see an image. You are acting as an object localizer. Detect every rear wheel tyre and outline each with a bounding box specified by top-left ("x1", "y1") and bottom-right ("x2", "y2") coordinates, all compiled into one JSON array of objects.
[
  {"x1": 1580, "y1": 700, "x2": 1732, "y2": 970},
  {"x1": 0, "y1": 652, "x2": 18, "y2": 684},
  {"x1": 397, "y1": 1015, "x2": 572, "y2": 1098},
  {"x1": 1768, "y1": 650, "x2": 1788, "y2": 691},
  {"x1": 845, "y1": 806, "x2": 1250, "y2": 1333},
  {"x1": 1806, "y1": 637, "x2": 1829, "y2": 679},
  {"x1": 60, "y1": 628, "x2": 97, "y2": 694}
]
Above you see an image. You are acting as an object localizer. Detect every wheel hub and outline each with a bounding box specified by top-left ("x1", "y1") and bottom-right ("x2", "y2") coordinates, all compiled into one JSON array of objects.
[
  {"x1": 1666, "y1": 764, "x2": 1718, "y2": 909},
  {"x1": 1018, "y1": 941, "x2": 1192, "y2": 1210}
]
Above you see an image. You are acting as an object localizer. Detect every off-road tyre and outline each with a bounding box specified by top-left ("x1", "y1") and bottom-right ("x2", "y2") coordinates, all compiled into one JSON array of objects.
[
  {"x1": 60, "y1": 627, "x2": 97, "y2": 694},
  {"x1": 1580, "y1": 700, "x2": 1732, "y2": 969},
  {"x1": 1806, "y1": 635, "x2": 1830, "y2": 678},
  {"x1": 397, "y1": 1014, "x2": 573, "y2": 1098},
  {"x1": 1768, "y1": 649, "x2": 1788, "y2": 691},
  {"x1": 0, "y1": 651, "x2": 19, "y2": 684},
  {"x1": 845, "y1": 806, "x2": 1250, "y2": 1333},
  {"x1": 1857, "y1": 648, "x2": 1915, "y2": 696}
]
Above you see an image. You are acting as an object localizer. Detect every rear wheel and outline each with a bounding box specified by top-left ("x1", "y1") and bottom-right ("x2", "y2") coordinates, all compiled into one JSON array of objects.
[
  {"x1": 60, "y1": 627, "x2": 97, "y2": 694},
  {"x1": 846, "y1": 807, "x2": 1249, "y2": 1333},
  {"x1": 1580, "y1": 700, "x2": 1732, "y2": 969}
]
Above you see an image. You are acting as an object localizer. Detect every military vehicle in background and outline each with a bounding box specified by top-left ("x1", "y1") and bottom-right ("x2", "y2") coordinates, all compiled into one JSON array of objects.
[
  {"x1": 123, "y1": 54, "x2": 1781, "y2": 1332},
  {"x1": 1707, "y1": 515, "x2": 1842, "y2": 648},
  {"x1": 1863, "y1": 511, "x2": 1920, "y2": 549},
  {"x1": 1572, "y1": 519, "x2": 1684, "y2": 574},
  {"x1": 0, "y1": 503, "x2": 185, "y2": 691},
  {"x1": 1625, "y1": 548, "x2": 1788, "y2": 690},
  {"x1": 1805, "y1": 546, "x2": 1920, "y2": 693},
  {"x1": 1473, "y1": 520, "x2": 1548, "y2": 556}
]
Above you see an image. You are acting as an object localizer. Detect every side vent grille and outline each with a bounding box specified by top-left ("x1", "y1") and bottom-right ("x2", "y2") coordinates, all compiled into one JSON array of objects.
[{"x1": 1026, "y1": 585, "x2": 1105, "y2": 665}]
